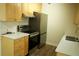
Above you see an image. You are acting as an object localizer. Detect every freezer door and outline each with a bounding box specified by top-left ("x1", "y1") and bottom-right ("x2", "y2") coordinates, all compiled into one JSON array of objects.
[
  {"x1": 39, "y1": 33, "x2": 47, "y2": 47},
  {"x1": 40, "y1": 13, "x2": 48, "y2": 34}
]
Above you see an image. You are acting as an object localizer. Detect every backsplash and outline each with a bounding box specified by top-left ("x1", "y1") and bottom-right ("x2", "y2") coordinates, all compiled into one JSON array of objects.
[{"x1": 0, "y1": 19, "x2": 29, "y2": 35}]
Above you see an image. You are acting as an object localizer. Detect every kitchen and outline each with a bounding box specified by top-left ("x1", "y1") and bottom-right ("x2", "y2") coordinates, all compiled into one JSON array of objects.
[
  {"x1": 0, "y1": 3, "x2": 79, "y2": 56},
  {"x1": 0, "y1": 3, "x2": 47, "y2": 56}
]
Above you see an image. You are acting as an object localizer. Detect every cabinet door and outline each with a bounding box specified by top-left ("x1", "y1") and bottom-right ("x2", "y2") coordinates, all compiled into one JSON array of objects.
[
  {"x1": 24, "y1": 36, "x2": 28, "y2": 55},
  {"x1": 14, "y1": 3, "x2": 22, "y2": 21},
  {"x1": 75, "y1": 8, "x2": 79, "y2": 24},
  {"x1": 22, "y1": 3, "x2": 30, "y2": 16},
  {"x1": 1, "y1": 36, "x2": 14, "y2": 56},
  {"x1": 22, "y1": 3, "x2": 42, "y2": 16},
  {"x1": 14, "y1": 37, "x2": 25, "y2": 50},
  {"x1": 75, "y1": 4, "x2": 79, "y2": 25},
  {"x1": 57, "y1": 52, "x2": 68, "y2": 56},
  {"x1": 6, "y1": 3, "x2": 16, "y2": 21},
  {"x1": 0, "y1": 4, "x2": 6, "y2": 21},
  {"x1": 29, "y1": 3, "x2": 42, "y2": 13},
  {"x1": 14, "y1": 37, "x2": 25, "y2": 56},
  {"x1": 14, "y1": 36, "x2": 28, "y2": 56},
  {"x1": 0, "y1": 36, "x2": 1, "y2": 55},
  {"x1": 6, "y1": 3, "x2": 22, "y2": 21}
]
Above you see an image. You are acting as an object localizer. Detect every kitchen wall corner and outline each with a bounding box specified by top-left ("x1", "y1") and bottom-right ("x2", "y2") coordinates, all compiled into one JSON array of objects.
[{"x1": 0, "y1": 18, "x2": 29, "y2": 34}]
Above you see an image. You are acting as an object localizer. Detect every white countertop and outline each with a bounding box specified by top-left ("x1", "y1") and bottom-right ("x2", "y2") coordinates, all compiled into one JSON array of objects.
[
  {"x1": 2, "y1": 32, "x2": 29, "y2": 39},
  {"x1": 55, "y1": 35, "x2": 79, "y2": 56}
]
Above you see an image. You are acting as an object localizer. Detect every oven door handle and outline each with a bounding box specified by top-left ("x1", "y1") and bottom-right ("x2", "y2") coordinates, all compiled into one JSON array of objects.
[{"x1": 30, "y1": 34, "x2": 39, "y2": 37}]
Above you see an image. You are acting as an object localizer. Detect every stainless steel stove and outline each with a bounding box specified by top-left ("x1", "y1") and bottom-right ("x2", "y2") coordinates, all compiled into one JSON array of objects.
[{"x1": 17, "y1": 25, "x2": 40, "y2": 50}]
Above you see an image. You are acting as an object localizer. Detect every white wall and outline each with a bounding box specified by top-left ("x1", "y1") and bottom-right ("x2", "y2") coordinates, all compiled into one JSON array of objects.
[
  {"x1": 0, "y1": 19, "x2": 29, "y2": 35},
  {"x1": 42, "y1": 3, "x2": 77, "y2": 46}
]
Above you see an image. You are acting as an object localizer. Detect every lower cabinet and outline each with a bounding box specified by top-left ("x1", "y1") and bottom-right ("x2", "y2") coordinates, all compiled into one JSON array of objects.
[
  {"x1": 56, "y1": 52, "x2": 69, "y2": 56},
  {"x1": 1, "y1": 36, "x2": 28, "y2": 56},
  {"x1": 0, "y1": 36, "x2": 1, "y2": 56}
]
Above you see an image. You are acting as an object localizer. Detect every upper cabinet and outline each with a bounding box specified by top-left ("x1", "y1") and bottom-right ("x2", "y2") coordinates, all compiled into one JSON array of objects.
[
  {"x1": 0, "y1": 3, "x2": 42, "y2": 21},
  {"x1": 75, "y1": 5, "x2": 79, "y2": 25},
  {"x1": 75, "y1": 4, "x2": 79, "y2": 25},
  {"x1": 0, "y1": 4, "x2": 6, "y2": 21},
  {"x1": 22, "y1": 3, "x2": 42, "y2": 17},
  {"x1": 6, "y1": 3, "x2": 22, "y2": 21},
  {"x1": 0, "y1": 3, "x2": 22, "y2": 21}
]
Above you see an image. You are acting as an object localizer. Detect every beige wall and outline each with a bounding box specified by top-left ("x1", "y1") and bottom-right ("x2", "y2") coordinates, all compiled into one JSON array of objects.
[{"x1": 42, "y1": 3, "x2": 77, "y2": 46}]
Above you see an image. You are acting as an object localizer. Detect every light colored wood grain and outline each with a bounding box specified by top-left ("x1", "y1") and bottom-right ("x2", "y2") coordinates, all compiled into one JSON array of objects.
[
  {"x1": 1, "y1": 36, "x2": 28, "y2": 56},
  {"x1": 22, "y1": 3, "x2": 42, "y2": 16},
  {"x1": 22, "y1": 3, "x2": 29, "y2": 16},
  {"x1": 1, "y1": 36, "x2": 14, "y2": 56},
  {"x1": 0, "y1": 3, "x2": 22, "y2": 21},
  {"x1": 14, "y1": 4, "x2": 22, "y2": 21},
  {"x1": 6, "y1": 3, "x2": 22, "y2": 21},
  {"x1": 75, "y1": 4, "x2": 79, "y2": 25},
  {"x1": 0, "y1": 3, "x2": 42, "y2": 21},
  {"x1": 56, "y1": 52, "x2": 69, "y2": 56},
  {"x1": 0, "y1": 4, "x2": 6, "y2": 21},
  {"x1": 14, "y1": 37, "x2": 25, "y2": 56},
  {"x1": 6, "y1": 3, "x2": 16, "y2": 21},
  {"x1": 24, "y1": 36, "x2": 28, "y2": 55},
  {"x1": 0, "y1": 36, "x2": 2, "y2": 56}
]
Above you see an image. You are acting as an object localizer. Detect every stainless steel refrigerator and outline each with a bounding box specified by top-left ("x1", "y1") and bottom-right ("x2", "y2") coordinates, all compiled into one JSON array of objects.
[
  {"x1": 39, "y1": 13, "x2": 48, "y2": 47},
  {"x1": 29, "y1": 12, "x2": 48, "y2": 48}
]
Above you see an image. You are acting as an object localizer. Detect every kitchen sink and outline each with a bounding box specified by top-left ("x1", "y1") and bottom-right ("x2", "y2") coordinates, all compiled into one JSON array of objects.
[
  {"x1": 6, "y1": 32, "x2": 14, "y2": 34},
  {"x1": 2, "y1": 32, "x2": 15, "y2": 35},
  {"x1": 66, "y1": 36, "x2": 79, "y2": 42}
]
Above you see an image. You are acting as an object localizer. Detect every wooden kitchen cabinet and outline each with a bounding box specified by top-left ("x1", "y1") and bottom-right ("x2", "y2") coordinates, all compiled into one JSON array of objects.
[
  {"x1": 0, "y1": 3, "x2": 22, "y2": 21},
  {"x1": 0, "y1": 3, "x2": 6, "y2": 21},
  {"x1": 1, "y1": 36, "x2": 28, "y2": 56},
  {"x1": 56, "y1": 52, "x2": 69, "y2": 56},
  {"x1": 22, "y1": 3, "x2": 42, "y2": 17},
  {"x1": 0, "y1": 36, "x2": 1, "y2": 56},
  {"x1": 75, "y1": 4, "x2": 79, "y2": 25}
]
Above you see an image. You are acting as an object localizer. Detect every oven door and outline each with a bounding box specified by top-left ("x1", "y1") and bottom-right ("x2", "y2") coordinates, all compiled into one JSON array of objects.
[{"x1": 29, "y1": 35, "x2": 39, "y2": 50}]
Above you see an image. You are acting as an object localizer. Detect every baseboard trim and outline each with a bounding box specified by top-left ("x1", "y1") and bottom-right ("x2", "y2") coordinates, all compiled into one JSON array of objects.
[{"x1": 46, "y1": 43, "x2": 57, "y2": 47}]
